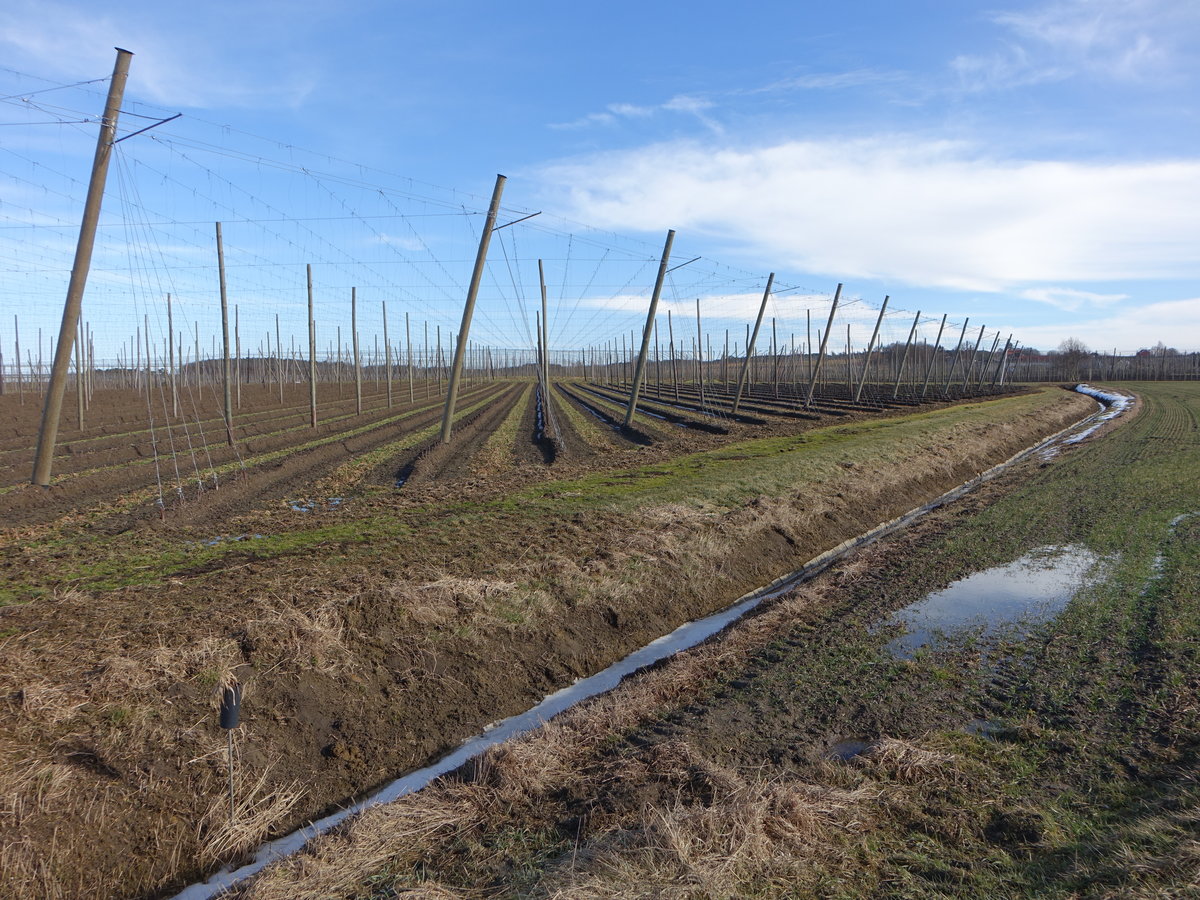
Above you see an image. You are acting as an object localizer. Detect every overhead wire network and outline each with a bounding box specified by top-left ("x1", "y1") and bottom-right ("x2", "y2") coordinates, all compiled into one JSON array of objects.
[{"x1": 0, "y1": 63, "x2": 1000, "y2": 395}]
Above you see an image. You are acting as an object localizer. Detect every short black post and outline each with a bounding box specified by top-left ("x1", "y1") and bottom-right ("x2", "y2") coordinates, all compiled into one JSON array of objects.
[{"x1": 219, "y1": 681, "x2": 242, "y2": 825}]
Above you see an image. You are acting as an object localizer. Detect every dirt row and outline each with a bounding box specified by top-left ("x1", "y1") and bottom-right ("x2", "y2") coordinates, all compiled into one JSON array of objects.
[{"x1": 0, "y1": 383, "x2": 501, "y2": 531}]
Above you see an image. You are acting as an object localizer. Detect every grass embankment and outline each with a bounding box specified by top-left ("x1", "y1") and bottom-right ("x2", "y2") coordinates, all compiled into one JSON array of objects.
[
  {"x1": 0, "y1": 386, "x2": 1093, "y2": 899},
  {"x1": 230, "y1": 382, "x2": 1200, "y2": 899}
]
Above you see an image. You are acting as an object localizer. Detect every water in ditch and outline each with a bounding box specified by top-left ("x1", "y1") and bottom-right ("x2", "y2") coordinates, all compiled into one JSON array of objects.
[{"x1": 884, "y1": 544, "x2": 1106, "y2": 659}]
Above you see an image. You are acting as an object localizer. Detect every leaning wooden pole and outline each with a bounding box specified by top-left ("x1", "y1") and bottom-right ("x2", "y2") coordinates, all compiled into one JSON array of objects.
[
  {"x1": 538, "y1": 259, "x2": 550, "y2": 394},
  {"x1": 32, "y1": 47, "x2": 133, "y2": 486},
  {"x1": 307, "y1": 264, "x2": 317, "y2": 428},
  {"x1": 892, "y1": 310, "x2": 921, "y2": 399},
  {"x1": 352, "y1": 287, "x2": 362, "y2": 414},
  {"x1": 941, "y1": 317, "x2": 971, "y2": 396},
  {"x1": 216, "y1": 222, "x2": 235, "y2": 445},
  {"x1": 167, "y1": 293, "x2": 178, "y2": 416},
  {"x1": 920, "y1": 313, "x2": 948, "y2": 399},
  {"x1": 441, "y1": 174, "x2": 506, "y2": 443},
  {"x1": 803, "y1": 284, "x2": 842, "y2": 410},
  {"x1": 854, "y1": 294, "x2": 889, "y2": 404},
  {"x1": 624, "y1": 229, "x2": 675, "y2": 427},
  {"x1": 732, "y1": 274, "x2": 774, "y2": 414}
]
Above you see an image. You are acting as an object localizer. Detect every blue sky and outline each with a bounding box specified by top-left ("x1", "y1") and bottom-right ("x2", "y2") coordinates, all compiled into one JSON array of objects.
[{"x1": 1, "y1": 0, "x2": 1198, "y2": 365}]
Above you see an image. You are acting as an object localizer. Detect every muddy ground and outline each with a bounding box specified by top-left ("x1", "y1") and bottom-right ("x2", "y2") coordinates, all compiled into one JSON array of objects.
[{"x1": 0, "y1": 383, "x2": 1095, "y2": 899}]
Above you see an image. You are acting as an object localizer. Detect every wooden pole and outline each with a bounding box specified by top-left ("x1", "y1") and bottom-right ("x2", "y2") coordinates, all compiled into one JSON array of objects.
[
  {"x1": 32, "y1": 48, "x2": 132, "y2": 485},
  {"x1": 539, "y1": 259, "x2": 550, "y2": 394},
  {"x1": 804, "y1": 284, "x2": 841, "y2": 410},
  {"x1": 307, "y1": 264, "x2": 317, "y2": 427},
  {"x1": 14, "y1": 315, "x2": 22, "y2": 404},
  {"x1": 275, "y1": 314, "x2": 283, "y2": 403},
  {"x1": 442, "y1": 173, "x2": 506, "y2": 443},
  {"x1": 216, "y1": 222, "x2": 235, "y2": 445},
  {"x1": 624, "y1": 230, "x2": 674, "y2": 427},
  {"x1": 732, "y1": 275, "x2": 774, "y2": 414},
  {"x1": 942, "y1": 318, "x2": 970, "y2": 396},
  {"x1": 854, "y1": 295, "x2": 889, "y2": 403},
  {"x1": 892, "y1": 310, "x2": 921, "y2": 399},
  {"x1": 668, "y1": 310, "x2": 679, "y2": 402},
  {"x1": 351, "y1": 287, "x2": 362, "y2": 414},
  {"x1": 235, "y1": 303, "x2": 242, "y2": 409},
  {"x1": 383, "y1": 301, "x2": 392, "y2": 408},
  {"x1": 75, "y1": 318, "x2": 84, "y2": 429},
  {"x1": 405, "y1": 311, "x2": 414, "y2": 404},
  {"x1": 920, "y1": 314, "x2": 948, "y2": 399},
  {"x1": 695, "y1": 297, "x2": 706, "y2": 409},
  {"x1": 167, "y1": 293, "x2": 178, "y2": 416}
]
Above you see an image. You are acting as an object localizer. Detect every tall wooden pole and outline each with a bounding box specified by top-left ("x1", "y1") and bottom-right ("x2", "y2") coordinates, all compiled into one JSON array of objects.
[
  {"x1": 624, "y1": 229, "x2": 674, "y2": 427},
  {"x1": 167, "y1": 293, "x2": 178, "y2": 416},
  {"x1": 668, "y1": 310, "x2": 679, "y2": 401},
  {"x1": 235, "y1": 303, "x2": 242, "y2": 408},
  {"x1": 695, "y1": 297, "x2": 706, "y2": 409},
  {"x1": 920, "y1": 314, "x2": 948, "y2": 399},
  {"x1": 892, "y1": 310, "x2": 921, "y2": 399},
  {"x1": 307, "y1": 264, "x2": 317, "y2": 427},
  {"x1": 383, "y1": 301, "x2": 392, "y2": 408},
  {"x1": 32, "y1": 48, "x2": 132, "y2": 485},
  {"x1": 216, "y1": 222, "x2": 235, "y2": 444},
  {"x1": 275, "y1": 313, "x2": 283, "y2": 403},
  {"x1": 854, "y1": 295, "x2": 889, "y2": 403},
  {"x1": 804, "y1": 284, "x2": 842, "y2": 410},
  {"x1": 75, "y1": 319, "x2": 84, "y2": 429},
  {"x1": 405, "y1": 312, "x2": 414, "y2": 403},
  {"x1": 352, "y1": 288, "x2": 362, "y2": 414},
  {"x1": 732, "y1": 274, "x2": 773, "y2": 414},
  {"x1": 14, "y1": 316, "x2": 22, "y2": 403},
  {"x1": 442, "y1": 174, "x2": 506, "y2": 443},
  {"x1": 539, "y1": 259, "x2": 550, "y2": 393},
  {"x1": 942, "y1": 318, "x2": 970, "y2": 396}
]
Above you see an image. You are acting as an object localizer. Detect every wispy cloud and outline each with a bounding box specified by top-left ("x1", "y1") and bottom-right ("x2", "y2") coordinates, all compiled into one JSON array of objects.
[
  {"x1": 550, "y1": 93, "x2": 721, "y2": 133},
  {"x1": 1020, "y1": 287, "x2": 1128, "y2": 311},
  {"x1": 538, "y1": 136, "x2": 1200, "y2": 293},
  {"x1": 952, "y1": 0, "x2": 1200, "y2": 91},
  {"x1": 1008, "y1": 297, "x2": 1200, "y2": 351},
  {"x1": 753, "y1": 68, "x2": 906, "y2": 93},
  {"x1": 0, "y1": 1, "x2": 317, "y2": 109}
]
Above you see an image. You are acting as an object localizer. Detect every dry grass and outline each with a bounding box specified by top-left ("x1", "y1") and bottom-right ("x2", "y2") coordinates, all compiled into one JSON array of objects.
[{"x1": 200, "y1": 760, "x2": 306, "y2": 864}]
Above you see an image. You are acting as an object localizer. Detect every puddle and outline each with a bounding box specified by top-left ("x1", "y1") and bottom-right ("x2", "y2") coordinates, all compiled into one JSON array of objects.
[
  {"x1": 826, "y1": 738, "x2": 871, "y2": 760},
  {"x1": 287, "y1": 498, "x2": 346, "y2": 513},
  {"x1": 884, "y1": 544, "x2": 1106, "y2": 659},
  {"x1": 184, "y1": 534, "x2": 265, "y2": 549},
  {"x1": 963, "y1": 718, "x2": 1009, "y2": 740}
]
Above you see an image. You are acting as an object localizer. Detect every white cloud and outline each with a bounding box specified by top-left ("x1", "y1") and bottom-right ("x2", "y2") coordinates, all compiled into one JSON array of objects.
[
  {"x1": 954, "y1": 0, "x2": 1200, "y2": 90},
  {"x1": 1020, "y1": 287, "x2": 1128, "y2": 311},
  {"x1": 755, "y1": 69, "x2": 903, "y2": 93},
  {"x1": 1006, "y1": 297, "x2": 1200, "y2": 352},
  {"x1": 0, "y1": 1, "x2": 316, "y2": 109},
  {"x1": 550, "y1": 93, "x2": 721, "y2": 133},
  {"x1": 538, "y1": 137, "x2": 1200, "y2": 293}
]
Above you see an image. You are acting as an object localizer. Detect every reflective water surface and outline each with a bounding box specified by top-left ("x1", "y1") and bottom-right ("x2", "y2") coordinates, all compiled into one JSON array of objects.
[{"x1": 885, "y1": 544, "x2": 1105, "y2": 659}]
